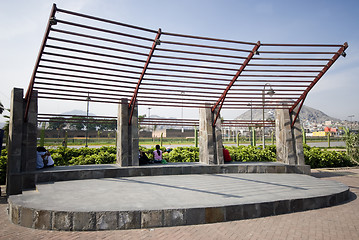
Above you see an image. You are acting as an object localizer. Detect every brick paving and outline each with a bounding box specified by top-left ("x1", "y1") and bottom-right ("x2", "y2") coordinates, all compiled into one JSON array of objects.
[{"x1": 1, "y1": 168, "x2": 359, "y2": 240}]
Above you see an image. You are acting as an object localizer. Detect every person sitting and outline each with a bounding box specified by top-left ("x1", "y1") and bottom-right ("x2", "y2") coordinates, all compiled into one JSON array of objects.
[
  {"x1": 223, "y1": 145, "x2": 232, "y2": 163},
  {"x1": 36, "y1": 146, "x2": 54, "y2": 169},
  {"x1": 153, "y1": 145, "x2": 163, "y2": 163},
  {"x1": 139, "y1": 151, "x2": 151, "y2": 165}
]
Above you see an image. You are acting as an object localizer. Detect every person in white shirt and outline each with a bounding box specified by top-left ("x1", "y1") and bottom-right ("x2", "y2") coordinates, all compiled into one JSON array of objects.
[{"x1": 36, "y1": 146, "x2": 54, "y2": 169}]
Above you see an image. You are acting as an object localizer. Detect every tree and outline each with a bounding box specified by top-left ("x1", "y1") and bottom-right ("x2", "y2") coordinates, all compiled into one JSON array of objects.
[
  {"x1": 68, "y1": 116, "x2": 85, "y2": 130},
  {"x1": 344, "y1": 128, "x2": 359, "y2": 162},
  {"x1": 138, "y1": 114, "x2": 146, "y2": 131},
  {"x1": 48, "y1": 117, "x2": 66, "y2": 130}
]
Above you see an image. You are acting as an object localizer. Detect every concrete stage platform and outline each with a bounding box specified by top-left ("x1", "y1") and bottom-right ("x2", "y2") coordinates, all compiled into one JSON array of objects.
[{"x1": 8, "y1": 169, "x2": 349, "y2": 231}]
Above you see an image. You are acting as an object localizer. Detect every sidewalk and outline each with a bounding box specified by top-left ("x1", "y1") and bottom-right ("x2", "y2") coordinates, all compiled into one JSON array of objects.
[{"x1": 1, "y1": 168, "x2": 359, "y2": 240}]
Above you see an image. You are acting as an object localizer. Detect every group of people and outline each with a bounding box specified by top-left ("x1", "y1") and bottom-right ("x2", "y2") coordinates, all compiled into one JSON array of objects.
[
  {"x1": 139, "y1": 145, "x2": 170, "y2": 165},
  {"x1": 36, "y1": 146, "x2": 54, "y2": 169},
  {"x1": 139, "y1": 144, "x2": 232, "y2": 165},
  {"x1": 36, "y1": 144, "x2": 232, "y2": 169}
]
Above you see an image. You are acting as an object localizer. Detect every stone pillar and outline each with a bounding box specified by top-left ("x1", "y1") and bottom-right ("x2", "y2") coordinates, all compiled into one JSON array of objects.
[
  {"x1": 6, "y1": 88, "x2": 24, "y2": 195},
  {"x1": 275, "y1": 108, "x2": 305, "y2": 165},
  {"x1": 130, "y1": 103, "x2": 139, "y2": 166},
  {"x1": 199, "y1": 105, "x2": 223, "y2": 165},
  {"x1": 6, "y1": 88, "x2": 38, "y2": 195},
  {"x1": 22, "y1": 91, "x2": 38, "y2": 172},
  {"x1": 117, "y1": 98, "x2": 139, "y2": 166}
]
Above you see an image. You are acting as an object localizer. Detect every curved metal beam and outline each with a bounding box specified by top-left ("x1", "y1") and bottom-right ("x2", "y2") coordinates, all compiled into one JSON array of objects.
[
  {"x1": 212, "y1": 41, "x2": 261, "y2": 126},
  {"x1": 129, "y1": 28, "x2": 161, "y2": 125}
]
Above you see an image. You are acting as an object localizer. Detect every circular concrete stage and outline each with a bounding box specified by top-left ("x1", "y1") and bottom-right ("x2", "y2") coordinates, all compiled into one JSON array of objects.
[{"x1": 9, "y1": 173, "x2": 349, "y2": 231}]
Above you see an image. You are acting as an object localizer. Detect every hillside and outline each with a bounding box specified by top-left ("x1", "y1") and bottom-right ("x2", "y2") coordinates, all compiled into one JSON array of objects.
[{"x1": 235, "y1": 105, "x2": 340, "y2": 123}]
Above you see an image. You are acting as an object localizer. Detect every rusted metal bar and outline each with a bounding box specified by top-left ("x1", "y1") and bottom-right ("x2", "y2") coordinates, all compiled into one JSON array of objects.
[
  {"x1": 47, "y1": 38, "x2": 149, "y2": 58},
  {"x1": 24, "y1": 3, "x2": 57, "y2": 121},
  {"x1": 156, "y1": 48, "x2": 247, "y2": 60},
  {"x1": 56, "y1": 19, "x2": 154, "y2": 42},
  {"x1": 144, "y1": 72, "x2": 230, "y2": 81},
  {"x1": 290, "y1": 93, "x2": 307, "y2": 128},
  {"x1": 153, "y1": 54, "x2": 244, "y2": 65},
  {"x1": 34, "y1": 86, "x2": 133, "y2": 99},
  {"x1": 235, "y1": 74, "x2": 315, "y2": 78},
  {"x1": 38, "y1": 65, "x2": 140, "y2": 80},
  {"x1": 212, "y1": 41, "x2": 261, "y2": 126},
  {"x1": 248, "y1": 63, "x2": 325, "y2": 67},
  {"x1": 41, "y1": 58, "x2": 142, "y2": 75},
  {"x1": 259, "y1": 51, "x2": 337, "y2": 54},
  {"x1": 252, "y1": 56, "x2": 331, "y2": 61},
  {"x1": 51, "y1": 28, "x2": 152, "y2": 50},
  {"x1": 140, "y1": 81, "x2": 308, "y2": 89},
  {"x1": 146, "y1": 66, "x2": 235, "y2": 77},
  {"x1": 38, "y1": 95, "x2": 118, "y2": 104},
  {"x1": 162, "y1": 31, "x2": 256, "y2": 45},
  {"x1": 128, "y1": 28, "x2": 162, "y2": 124},
  {"x1": 42, "y1": 52, "x2": 144, "y2": 71},
  {"x1": 223, "y1": 79, "x2": 313, "y2": 83},
  {"x1": 56, "y1": 7, "x2": 157, "y2": 33},
  {"x1": 35, "y1": 76, "x2": 135, "y2": 89},
  {"x1": 35, "y1": 80, "x2": 135, "y2": 94},
  {"x1": 243, "y1": 69, "x2": 320, "y2": 73},
  {"x1": 39, "y1": 113, "x2": 116, "y2": 118},
  {"x1": 160, "y1": 40, "x2": 252, "y2": 53},
  {"x1": 150, "y1": 61, "x2": 239, "y2": 71},
  {"x1": 261, "y1": 43, "x2": 342, "y2": 47},
  {"x1": 37, "y1": 71, "x2": 138, "y2": 86},
  {"x1": 46, "y1": 43, "x2": 147, "y2": 63}
]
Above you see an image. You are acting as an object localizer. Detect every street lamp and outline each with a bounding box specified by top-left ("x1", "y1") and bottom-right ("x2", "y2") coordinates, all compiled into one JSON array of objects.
[
  {"x1": 181, "y1": 91, "x2": 185, "y2": 133},
  {"x1": 262, "y1": 84, "x2": 275, "y2": 148},
  {"x1": 85, "y1": 92, "x2": 91, "y2": 147},
  {"x1": 148, "y1": 107, "x2": 152, "y2": 136}
]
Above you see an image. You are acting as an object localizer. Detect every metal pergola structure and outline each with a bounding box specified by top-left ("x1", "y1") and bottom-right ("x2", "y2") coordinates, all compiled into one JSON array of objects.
[{"x1": 26, "y1": 4, "x2": 348, "y2": 128}]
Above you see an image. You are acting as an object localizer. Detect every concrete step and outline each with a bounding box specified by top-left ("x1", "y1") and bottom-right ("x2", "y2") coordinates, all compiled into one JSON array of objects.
[{"x1": 8, "y1": 173, "x2": 349, "y2": 230}]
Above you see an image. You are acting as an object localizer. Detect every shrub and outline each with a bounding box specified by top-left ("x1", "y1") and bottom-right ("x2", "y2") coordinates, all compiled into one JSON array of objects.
[
  {"x1": 0, "y1": 149, "x2": 7, "y2": 184},
  {"x1": 165, "y1": 147, "x2": 199, "y2": 162},
  {"x1": 304, "y1": 147, "x2": 353, "y2": 168},
  {"x1": 227, "y1": 145, "x2": 276, "y2": 162}
]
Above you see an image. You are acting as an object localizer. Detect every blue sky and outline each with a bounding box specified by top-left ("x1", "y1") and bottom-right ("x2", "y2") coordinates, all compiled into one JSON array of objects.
[{"x1": 1, "y1": 0, "x2": 358, "y2": 122}]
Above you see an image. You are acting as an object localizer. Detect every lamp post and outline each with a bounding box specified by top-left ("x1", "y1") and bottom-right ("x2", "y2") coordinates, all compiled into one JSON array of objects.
[
  {"x1": 148, "y1": 107, "x2": 152, "y2": 137},
  {"x1": 247, "y1": 100, "x2": 253, "y2": 146},
  {"x1": 85, "y1": 92, "x2": 91, "y2": 147},
  {"x1": 181, "y1": 91, "x2": 185, "y2": 133},
  {"x1": 262, "y1": 84, "x2": 275, "y2": 148}
]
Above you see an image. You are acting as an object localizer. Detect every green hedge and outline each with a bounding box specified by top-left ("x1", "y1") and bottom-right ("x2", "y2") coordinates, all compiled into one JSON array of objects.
[
  {"x1": 0, "y1": 145, "x2": 356, "y2": 185},
  {"x1": 227, "y1": 145, "x2": 276, "y2": 162},
  {"x1": 49, "y1": 146, "x2": 117, "y2": 166},
  {"x1": 0, "y1": 149, "x2": 7, "y2": 185},
  {"x1": 304, "y1": 146, "x2": 353, "y2": 168},
  {"x1": 139, "y1": 146, "x2": 199, "y2": 162}
]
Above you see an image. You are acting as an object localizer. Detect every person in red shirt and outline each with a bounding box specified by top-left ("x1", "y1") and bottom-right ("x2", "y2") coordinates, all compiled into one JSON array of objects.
[{"x1": 223, "y1": 145, "x2": 232, "y2": 162}]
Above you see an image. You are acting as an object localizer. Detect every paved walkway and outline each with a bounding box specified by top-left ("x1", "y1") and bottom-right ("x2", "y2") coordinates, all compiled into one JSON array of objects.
[{"x1": 2, "y1": 168, "x2": 359, "y2": 239}]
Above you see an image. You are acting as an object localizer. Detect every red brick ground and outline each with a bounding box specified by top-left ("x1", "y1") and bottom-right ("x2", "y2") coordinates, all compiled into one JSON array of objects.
[{"x1": 1, "y1": 168, "x2": 359, "y2": 240}]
